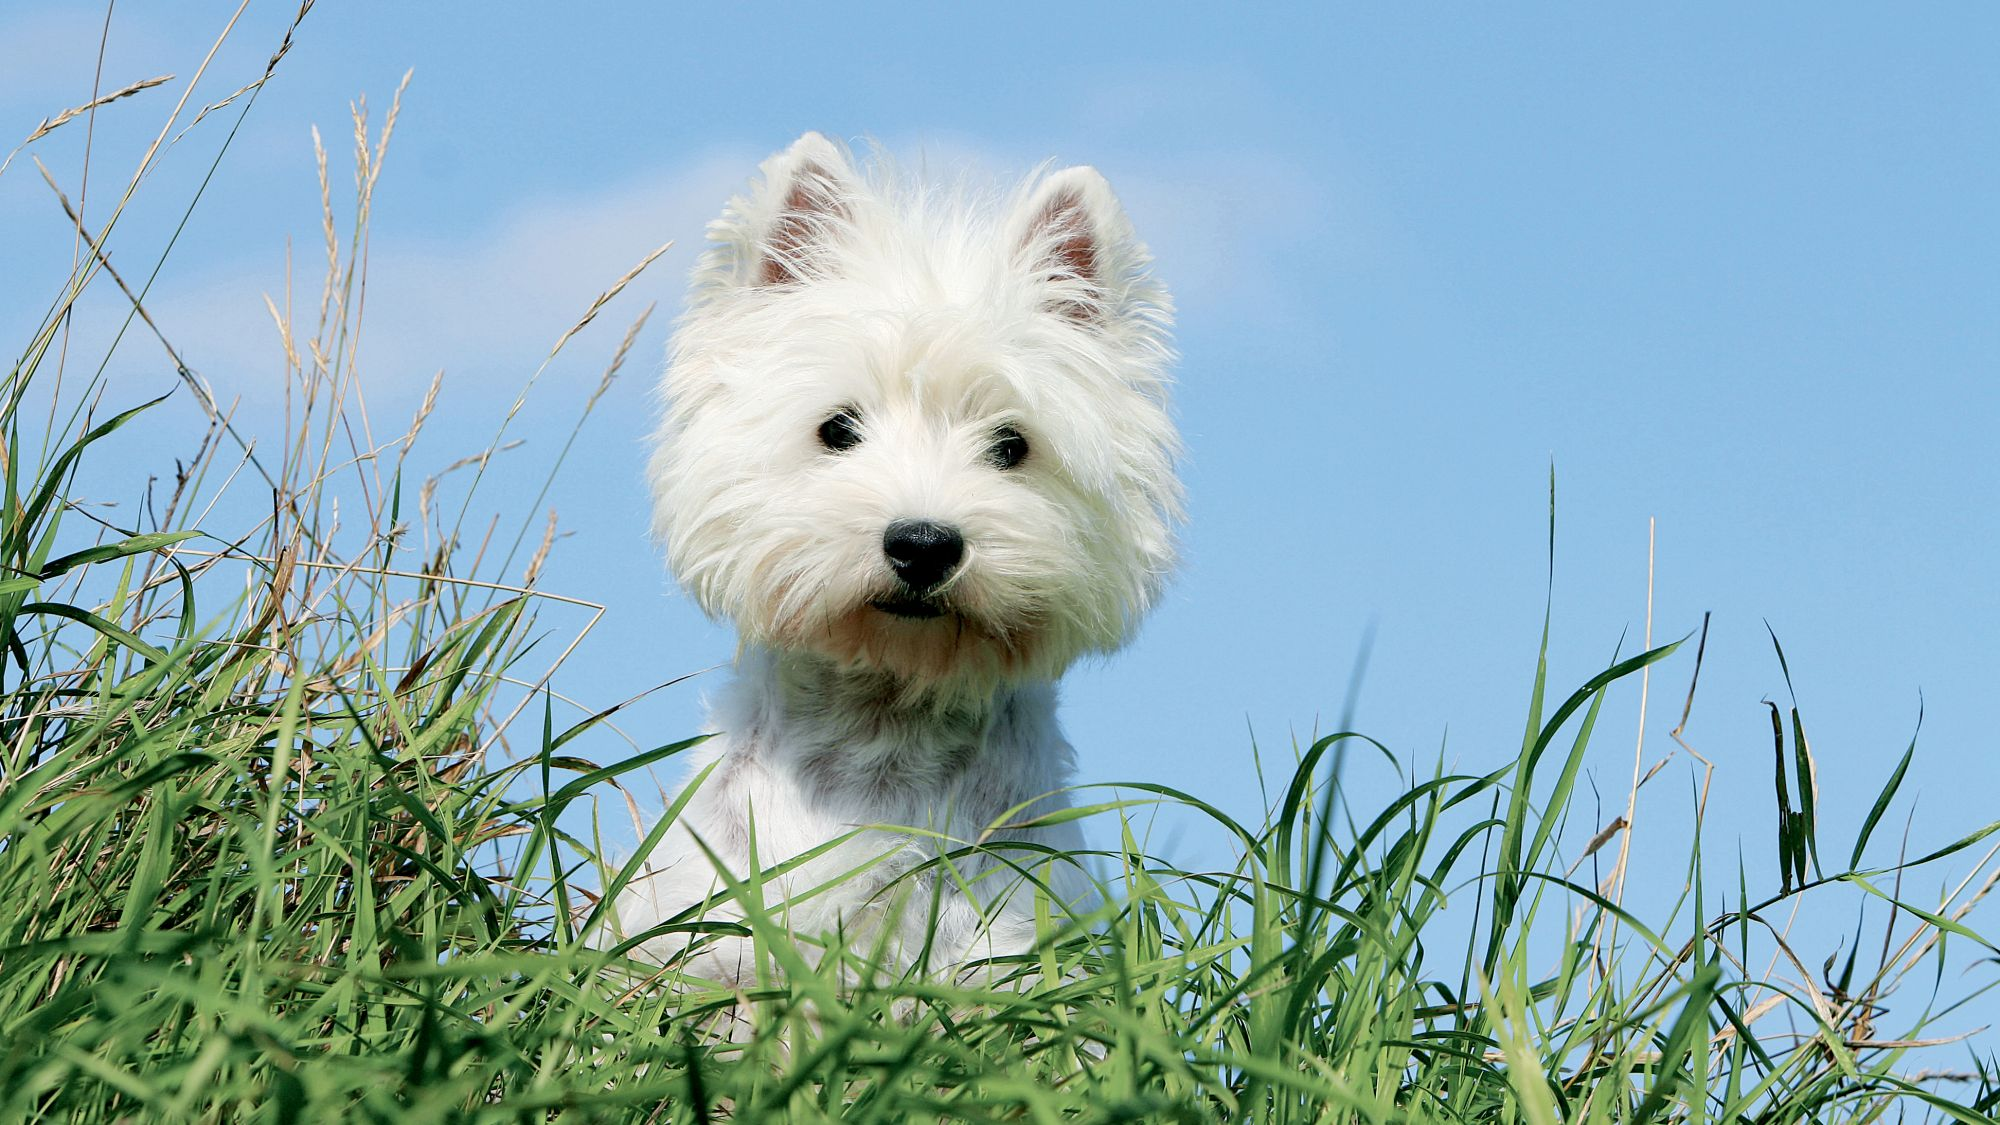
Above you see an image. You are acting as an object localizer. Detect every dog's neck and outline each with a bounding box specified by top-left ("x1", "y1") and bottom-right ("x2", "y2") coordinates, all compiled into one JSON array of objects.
[
  {"x1": 736, "y1": 645, "x2": 1018, "y2": 750},
  {"x1": 719, "y1": 646, "x2": 1064, "y2": 804}
]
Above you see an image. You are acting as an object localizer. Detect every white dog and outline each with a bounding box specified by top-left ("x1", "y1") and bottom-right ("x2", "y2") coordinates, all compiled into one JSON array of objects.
[{"x1": 613, "y1": 133, "x2": 1180, "y2": 985}]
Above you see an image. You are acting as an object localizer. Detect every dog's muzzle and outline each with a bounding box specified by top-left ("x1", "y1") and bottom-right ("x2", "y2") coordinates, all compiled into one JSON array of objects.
[
  {"x1": 882, "y1": 519, "x2": 962, "y2": 591},
  {"x1": 875, "y1": 519, "x2": 962, "y2": 618}
]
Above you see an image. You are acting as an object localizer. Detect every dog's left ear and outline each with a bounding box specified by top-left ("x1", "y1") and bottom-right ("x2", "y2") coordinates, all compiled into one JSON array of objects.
[
  {"x1": 1013, "y1": 166, "x2": 1140, "y2": 324},
  {"x1": 708, "y1": 132, "x2": 861, "y2": 290}
]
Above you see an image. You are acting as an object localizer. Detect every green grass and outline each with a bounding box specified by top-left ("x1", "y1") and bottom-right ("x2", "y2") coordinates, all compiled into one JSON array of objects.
[{"x1": 3, "y1": 18, "x2": 1997, "y2": 1122}]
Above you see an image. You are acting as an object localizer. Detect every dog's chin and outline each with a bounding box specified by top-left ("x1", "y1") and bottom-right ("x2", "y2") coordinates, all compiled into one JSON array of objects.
[
  {"x1": 777, "y1": 599, "x2": 1042, "y2": 690},
  {"x1": 868, "y1": 594, "x2": 949, "y2": 621}
]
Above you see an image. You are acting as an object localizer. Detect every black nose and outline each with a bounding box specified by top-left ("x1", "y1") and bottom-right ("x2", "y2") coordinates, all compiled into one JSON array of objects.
[{"x1": 882, "y1": 519, "x2": 964, "y2": 593}]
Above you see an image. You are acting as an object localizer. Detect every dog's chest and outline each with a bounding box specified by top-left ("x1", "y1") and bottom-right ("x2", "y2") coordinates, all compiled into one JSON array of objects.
[{"x1": 691, "y1": 676, "x2": 1064, "y2": 876}]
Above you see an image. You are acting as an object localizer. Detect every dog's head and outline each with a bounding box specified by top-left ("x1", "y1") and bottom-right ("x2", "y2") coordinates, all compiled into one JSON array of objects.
[{"x1": 651, "y1": 133, "x2": 1180, "y2": 693}]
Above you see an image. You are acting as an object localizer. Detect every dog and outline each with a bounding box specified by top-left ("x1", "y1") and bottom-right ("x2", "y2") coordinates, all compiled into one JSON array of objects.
[{"x1": 612, "y1": 133, "x2": 1180, "y2": 986}]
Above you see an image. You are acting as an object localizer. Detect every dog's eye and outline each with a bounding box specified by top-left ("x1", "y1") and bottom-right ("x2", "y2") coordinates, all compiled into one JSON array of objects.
[
  {"x1": 986, "y1": 425, "x2": 1029, "y2": 470},
  {"x1": 817, "y1": 410, "x2": 863, "y2": 452}
]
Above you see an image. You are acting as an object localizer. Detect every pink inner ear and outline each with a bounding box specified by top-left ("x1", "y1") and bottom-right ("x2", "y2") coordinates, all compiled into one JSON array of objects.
[
  {"x1": 1028, "y1": 190, "x2": 1100, "y2": 321},
  {"x1": 762, "y1": 167, "x2": 844, "y2": 286}
]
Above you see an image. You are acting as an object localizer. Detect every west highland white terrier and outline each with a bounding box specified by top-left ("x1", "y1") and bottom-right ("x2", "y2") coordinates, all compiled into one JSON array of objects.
[{"x1": 614, "y1": 133, "x2": 1180, "y2": 984}]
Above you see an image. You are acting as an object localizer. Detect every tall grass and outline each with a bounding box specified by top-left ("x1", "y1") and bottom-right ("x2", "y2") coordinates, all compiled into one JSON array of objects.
[{"x1": 3, "y1": 13, "x2": 1997, "y2": 1122}]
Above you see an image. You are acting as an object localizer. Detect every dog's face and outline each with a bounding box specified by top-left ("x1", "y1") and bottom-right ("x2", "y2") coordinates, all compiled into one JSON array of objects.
[{"x1": 651, "y1": 133, "x2": 1179, "y2": 693}]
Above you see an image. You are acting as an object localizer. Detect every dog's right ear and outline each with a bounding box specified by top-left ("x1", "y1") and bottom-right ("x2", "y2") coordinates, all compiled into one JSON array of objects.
[
  {"x1": 1011, "y1": 166, "x2": 1151, "y2": 326},
  {"x1": 727, "y1": 132, "x2": 859, "y2": 287}
]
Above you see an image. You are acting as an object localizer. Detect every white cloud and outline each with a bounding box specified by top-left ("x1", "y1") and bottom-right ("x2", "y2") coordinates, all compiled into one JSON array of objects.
[
  {"x1": 145, "y1": 150, "x2": 756, "y2": 404},
  {"x1": 1109, "y1": 154, "x2": 1329, "y2": 331},
  {"x1": 135, "y1": 136, "x2": 1326, "y2": 408},
  {"x1": 0, "y1": 9, "x2": 166, "y2": 110},
  {"x1": 864, "y1": 128, "x2": 1335, "y2": 331}
]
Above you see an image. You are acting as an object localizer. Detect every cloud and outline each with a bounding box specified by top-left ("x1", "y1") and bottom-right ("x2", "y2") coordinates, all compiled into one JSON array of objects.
[
  {"x1": 864, "y1": 129, "x2": 1335, "y2": 336},
  {"x1": 144, "y1": 150, "x2": 756, "y2": 404},
  {"x1": 0, "y1": 9, "x2": 163, "y2": 110},
  {"x1": 1108, "y1": 154, "x2": 1329, "y2": 332},
  {"x1": 137, "y1": 136, "x2": 1326, "y2": 408}
]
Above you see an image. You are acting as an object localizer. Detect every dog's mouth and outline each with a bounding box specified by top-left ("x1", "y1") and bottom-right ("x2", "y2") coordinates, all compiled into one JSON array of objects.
[{"x1": 869, "y1": 594, "x2": 949, "y2": 620}]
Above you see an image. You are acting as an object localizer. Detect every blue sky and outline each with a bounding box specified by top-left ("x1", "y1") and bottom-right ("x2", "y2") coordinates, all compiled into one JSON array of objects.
[{"x1": 5, "y1": 2, "x2": 1996, "y2": 1042}]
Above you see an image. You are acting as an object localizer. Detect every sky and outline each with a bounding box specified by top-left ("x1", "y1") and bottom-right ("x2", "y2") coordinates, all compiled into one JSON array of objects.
[{"x1": 4, "y1": 2, "x2": 1997, "y2": 1046}]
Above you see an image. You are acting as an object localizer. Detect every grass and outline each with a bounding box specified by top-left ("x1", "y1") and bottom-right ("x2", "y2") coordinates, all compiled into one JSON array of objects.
[{"x1": 3, "y1": 12, "x2": 1998, "y2": 1122}]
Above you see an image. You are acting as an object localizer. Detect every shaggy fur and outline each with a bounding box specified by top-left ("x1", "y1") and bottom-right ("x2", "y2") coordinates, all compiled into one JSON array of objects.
[{"x1": 615, "y1": 133, "x2": 1180, "y2": 982}]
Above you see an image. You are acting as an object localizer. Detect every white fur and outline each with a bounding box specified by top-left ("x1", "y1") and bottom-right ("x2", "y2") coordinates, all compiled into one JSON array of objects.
[{"x1": 613, "y1": 134, "x2": 1180, "y2": 983}]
